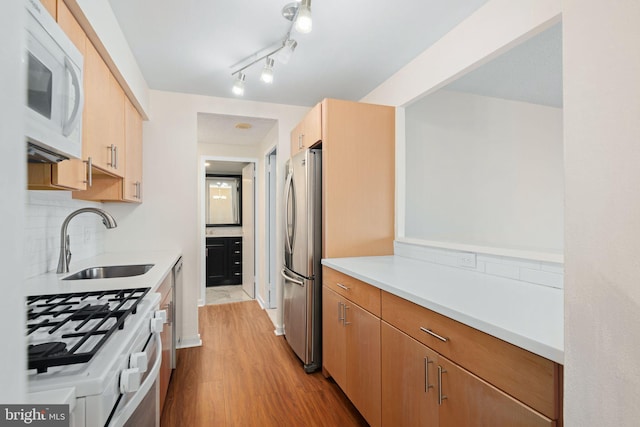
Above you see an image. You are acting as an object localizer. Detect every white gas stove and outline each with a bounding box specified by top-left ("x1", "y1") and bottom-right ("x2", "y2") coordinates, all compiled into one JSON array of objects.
[{"x1": 27, "y1": 288, "x2": 165, "y2": 427}]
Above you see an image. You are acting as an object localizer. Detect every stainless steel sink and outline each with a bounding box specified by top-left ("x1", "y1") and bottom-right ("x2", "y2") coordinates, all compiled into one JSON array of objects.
[{"x1": 63, "y1": 264, "x2": 154, "y2": 280}]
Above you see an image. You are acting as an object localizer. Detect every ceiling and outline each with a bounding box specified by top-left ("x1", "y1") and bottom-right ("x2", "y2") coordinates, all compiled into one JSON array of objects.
[
  {"x1": 445, "y1": 23, "x2": 563, "y2": 108},
  {"x1": 107, "y1": 0, "x2": 490, "y2": 107},
  {"x1": 108, "y1": 1, "x2": 562, "y2": 147},
  {"x1": 197, "y1": 113, "x2": 277, "y2": 145}
]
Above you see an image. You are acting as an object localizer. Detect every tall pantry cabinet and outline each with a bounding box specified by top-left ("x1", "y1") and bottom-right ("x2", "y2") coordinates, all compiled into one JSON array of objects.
[
  {"x1": 298, "y1": 98, "x2": 395, "y2": 259},
  {"x1": 292, "y1": 98, "x2": 394, "y2": 427}
]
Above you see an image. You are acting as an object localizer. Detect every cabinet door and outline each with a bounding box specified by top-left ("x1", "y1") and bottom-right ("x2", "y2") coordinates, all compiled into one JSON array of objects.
[
  {"x1": 381, "y1": 322, "x2": 438, "y2": 427},
  {"x1": 438, "y1": 357, "x2": 555, "y2": 427},
  {"x1": 123, "y1": 97, "x2": 142, "y2": 202},
  {"x1": 291, "y1": 102, "x2": 321, "y2": 156},
  {"x1": 322, "y1": 286, "x2": 347, "y2": 388},
  {"x1": 84, "y1": 42, "x2": 125, "y2": 177},
  {"x1": 346, "y1": 300, "x2": 381, "y2": 427},
  {"x1": 206, "y1": 239, "x2": 228, "y2": 286}
]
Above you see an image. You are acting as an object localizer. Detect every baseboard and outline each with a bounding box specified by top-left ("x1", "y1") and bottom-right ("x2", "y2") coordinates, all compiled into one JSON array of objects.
[
  {"x1": 256, "y1": 293, "x2": 267, "y2": 309},
  {"x1": 197, "y1": 298, "x2": 204, "y2": 307},
  {"x1": 178, "y1": 334, "x2": 202, "y2": 349},
  {"x1": 274, "y1": 327, "x2": 284, "y2": 336}
]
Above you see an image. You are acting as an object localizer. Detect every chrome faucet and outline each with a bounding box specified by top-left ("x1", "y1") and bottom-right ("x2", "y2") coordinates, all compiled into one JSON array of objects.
[{"x1": 56, "y1": 208, "x2": 117, "y2": 274}]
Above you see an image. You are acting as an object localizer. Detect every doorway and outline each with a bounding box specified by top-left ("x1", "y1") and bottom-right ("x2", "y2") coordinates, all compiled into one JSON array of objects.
[
  {"x1": 201, "y1": 158, "x2": 257, "y2": 306},
  {"x1": 265, "y1": 148, "x2": 278, "y2": 309}
]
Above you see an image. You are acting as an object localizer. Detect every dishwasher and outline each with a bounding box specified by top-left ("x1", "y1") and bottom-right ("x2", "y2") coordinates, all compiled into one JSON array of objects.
[{"x1": 171, "y1": 257, "x2": 183, "y2": 368}]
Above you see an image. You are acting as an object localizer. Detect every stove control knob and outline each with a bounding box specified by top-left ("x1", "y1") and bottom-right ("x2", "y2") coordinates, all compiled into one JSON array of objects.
[
  {"x1": 155, "y1": 309, "x2": 167, "y2": 324},
  {"x1": 150, "y1": 316, "x2": 165, "y2": 333},
  {"x1": 130, "y1": 352, "x2": 148, "y2": 373},
  {"x1": 120, "y1": 368, "x2": 141, "y2": 394}
]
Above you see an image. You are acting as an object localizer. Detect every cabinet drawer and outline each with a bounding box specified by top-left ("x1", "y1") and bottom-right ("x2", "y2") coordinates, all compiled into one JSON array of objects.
[
  {"x1": 381, "y1": 291, "x2": 560, "y2": 420},
  {"x1": 323, "y1": 267, "x2": 380, "y2": 316}
]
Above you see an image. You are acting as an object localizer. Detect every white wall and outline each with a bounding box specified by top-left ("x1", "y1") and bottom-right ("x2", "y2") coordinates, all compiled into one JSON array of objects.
[
  {"x1": 563, "y1": 1, "x2": 640, "y2": 425},
  {"x1": 24, "y1": 192, "x2": 106, "y2": 278},
  {"x1": 404, "y1": 90, "x2": 563, "y2": 254},
  {"x1": 105, "y1": 90, "x2": 305, "y2": 347},
  {"x1": 0, "y1": 0, "x2": 26, "y2": 403}
]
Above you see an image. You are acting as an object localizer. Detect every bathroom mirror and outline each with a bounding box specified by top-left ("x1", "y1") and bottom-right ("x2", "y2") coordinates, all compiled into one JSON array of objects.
[{"x1": 206, "y1": 175, "x2": 242, "y2": 226}]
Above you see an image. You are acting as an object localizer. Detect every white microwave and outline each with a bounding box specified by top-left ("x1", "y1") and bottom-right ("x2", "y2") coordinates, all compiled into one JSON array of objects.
[{"x1": 25, "y1": 0, "x2": 84, "y2": 163}]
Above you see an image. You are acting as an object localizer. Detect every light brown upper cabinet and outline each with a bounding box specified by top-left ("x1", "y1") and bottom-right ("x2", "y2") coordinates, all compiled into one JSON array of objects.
[
  {"x1": 29, "y1": 0, "x2": 145, "y2": 202},
  {"x1": 83, "y1": 40, "x2": 125, "y2": 178},
  {"x1": 122, "y1": 97, "x2": 143, "y2": 202},
  {"x1": 290, "y1": 102, "x2": 321, "y2": 156},
  {"x1": 290, "y1": 99, "x2": 395, "y2": 258},
  {"x1": 40, "y1": 0, "x2": 56, "y2": 20},
  {"x1": 320, "y1": 98, "x2": 395, "y2": 258}
]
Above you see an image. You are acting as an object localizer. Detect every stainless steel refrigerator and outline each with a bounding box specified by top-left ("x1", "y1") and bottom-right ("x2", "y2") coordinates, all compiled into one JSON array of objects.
[{"x1": 282, "y1": 148, "x2": 322, "y2": 373}]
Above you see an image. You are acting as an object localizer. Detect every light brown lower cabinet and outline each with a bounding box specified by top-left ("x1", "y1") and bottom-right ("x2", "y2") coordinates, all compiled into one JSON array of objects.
[
  {"x1": 323, "y1": 267, "x2": 562, "y2": 427},
  {"x1": 381, "y1": 322, "x2": 555, "y2": 427},
  {"x1": 157, "y1": 274, "x2": 174, "y2": 412},
  {"x1": 322, "y1": 285, "x2": 381, "y2": 427}
]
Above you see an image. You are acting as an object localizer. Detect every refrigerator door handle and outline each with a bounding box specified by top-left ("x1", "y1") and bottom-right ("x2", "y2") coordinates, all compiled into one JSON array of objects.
[
  {"x1": 284, "y1": 170, "x2": 296, "y2": 256},
  {"x1": 281, "y1": 269, "x2": 304, "y2": 287}
]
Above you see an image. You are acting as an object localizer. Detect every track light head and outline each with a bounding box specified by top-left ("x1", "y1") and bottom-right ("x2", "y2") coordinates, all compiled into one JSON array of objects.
[
  {"x1": 277, "y1": 39, "x2": 297, "y2": 64},
  {"x1": 295, "y1": 0, "x2": 312, "y2": 34},
  {"x1": 232, "y1": 72, "x2": 246, "y2": 96},
  {"x1": 260, "y1": 58, "x2": 275, "y2": 84}
]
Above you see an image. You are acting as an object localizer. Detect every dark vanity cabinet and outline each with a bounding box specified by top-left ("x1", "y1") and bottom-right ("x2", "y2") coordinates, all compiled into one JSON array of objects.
[{"x1": 206, "y1": 237, "x2": 242, "y2": 286}]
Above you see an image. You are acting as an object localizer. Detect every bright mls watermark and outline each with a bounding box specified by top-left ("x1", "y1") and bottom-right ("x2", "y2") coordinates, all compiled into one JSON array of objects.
[{"x1": 0, "y1": 405, "x2": 68, "y2": 427}]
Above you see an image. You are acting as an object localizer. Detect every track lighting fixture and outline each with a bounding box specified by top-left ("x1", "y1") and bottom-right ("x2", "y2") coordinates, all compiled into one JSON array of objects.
[
  {"x1": 229, "y1": 1, "x2": 312, "y2": 95},
  {"x1": 232, "y1": 72, "x2": 246, "y2": 96},
  {"x1": 295, "y1": 0, "x2": 312, "y2": 34},
  {"x1": 260, "y1": 58, "x2": 275, "y2": 84}
]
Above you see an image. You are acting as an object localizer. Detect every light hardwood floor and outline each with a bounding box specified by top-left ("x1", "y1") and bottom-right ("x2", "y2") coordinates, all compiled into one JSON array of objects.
[{"x1": 161, "y1": 301, "x2": 368, "y2": 427}]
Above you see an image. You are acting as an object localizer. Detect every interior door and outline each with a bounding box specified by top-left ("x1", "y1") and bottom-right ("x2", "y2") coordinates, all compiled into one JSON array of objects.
[{"x1": 242, "y1": 163, "x2": 255, "y2": 298}]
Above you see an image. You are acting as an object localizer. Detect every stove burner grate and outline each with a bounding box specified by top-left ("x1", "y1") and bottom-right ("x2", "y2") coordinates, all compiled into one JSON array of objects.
[{"x1": 26, "y1": 287, "x2": 150, "y2": 373}]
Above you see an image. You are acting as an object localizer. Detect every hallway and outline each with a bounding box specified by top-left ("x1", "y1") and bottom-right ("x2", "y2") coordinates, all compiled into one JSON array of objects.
[{"x1": 161, "y1": 301, "x2": 367, "y2": 426}]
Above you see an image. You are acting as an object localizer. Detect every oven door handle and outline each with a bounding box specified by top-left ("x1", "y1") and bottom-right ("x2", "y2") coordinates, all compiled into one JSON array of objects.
[{"x1": 108, "y1": 333, "x2": 162, "y2": 427}]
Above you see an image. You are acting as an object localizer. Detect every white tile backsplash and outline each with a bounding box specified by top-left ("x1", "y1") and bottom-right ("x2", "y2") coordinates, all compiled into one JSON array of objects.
[
  {"x1": 395, "y1": 241, "x2": 564, "y2": 289},
  {"x1": 24, "y1": 191, "x2": 106, "y2": 279}
]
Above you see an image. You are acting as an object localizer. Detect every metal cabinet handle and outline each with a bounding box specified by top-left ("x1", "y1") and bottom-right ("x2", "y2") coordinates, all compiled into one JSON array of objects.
[
  {"x1": 437, "y1": 366, "x2": 447, "y2": 405},
  {"x1": 343, "y1": 305, "x2": 351, "y2": 325},
  {"x1": 338, "y1": 301, "x2": 344, "y2": 323},
  {"x1": 108, "y1": 144, "x2": 114, "y2": 167},
  {"x1": 83, "y1": 157, "x2": 93, "y2": 187},
  {"x1": 336, "y1": 283, "x2": 350, "y2": 291},
  {"x1": 425, "y1": 357, "x2": 433, "y2": 392},
  {"x1": 114, "y1": 145, "x2": 119, "y2": 169},
  {"x1": 420, "y1": 327, "x2": 449, "y2": 342},
  {"x1": 298, "y1": 134, "x2": 303, "y2": 149},
  {"x1": 134, "y1": 181, "x2": 141, "y2": 199}
]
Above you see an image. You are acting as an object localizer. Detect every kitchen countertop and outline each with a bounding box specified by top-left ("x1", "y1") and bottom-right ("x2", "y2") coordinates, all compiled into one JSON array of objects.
[
  {"x1": 24, "y1": 250, "x2": 182, "y2": 296},
  {"x1": 321, "y1": 255, "x2": 564, "y2": 364}
]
